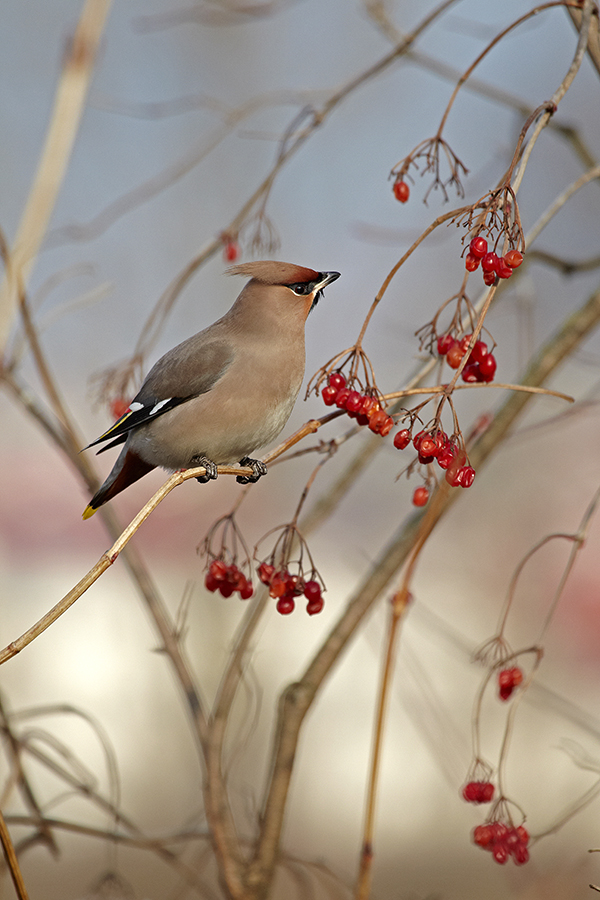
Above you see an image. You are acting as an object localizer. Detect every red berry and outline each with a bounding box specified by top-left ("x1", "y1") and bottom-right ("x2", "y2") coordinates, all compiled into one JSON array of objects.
[
  {"x1": 488, "y1": 823, "x2": 505, "y2": 844},
  {"x1": 269, "y1": 570, "x2": 289, "y2": 598},
  {"x1": 516, "y1": 826, "x2": 529, "y2": 844},
  {"x1": 393, "y1": 180, "x2": 410, "y2": 203},
  {"x1": 481, "y1": 252, "x2": 498, "y2": 274},
  {"x1": 492, "y1": 844, "x2": 509, "y2": 865},
  {"x1": 496, "y1": 258, "x2": 513, "y2": 279},
  {"x1": 345, "y1": 390, "x2": 363, "y2": 413},
  {"x1": 413, "y1": 486, "x2": 429, "y2": 507},
  {"x1": 462, "y1": 782, "x2": 480, "y2": 802},
  {"x1": 445, "y1": 466, "x2": 464, "y2": 487},
  {"x1": 218, "y1": 581, "x2": 235, "y2": 598},
  {"x1": 223, "y1": 241, "x2": 240, "y2": 262},
  {"x1": 419, "y1": 436, "x2": 438, "y2": 457},
  {"x1": 461, "y1": 363, "x2": 481, "y2": 383},
  {"x1": 460, "y1": 335, "x2": 474, "y2": 355},
  {"x1": 511, "y1": 666, "x2": 524, "y2": 685},
  {"x1": 504, "y1": 249, "x2": 523, "y2": 268},
  {"x1": 436, "y1": 450, "x2": 455, "y2": 470},
  {"x1": 469, "y1": 236, "x2": 488, "y2": 259},
  {"x1": 459, "y1": 465, "x2": 476, "y2": 488},
  {"x1": 209, "y1": 559, "x2": 228, "y2": 580},
  {"x1": 433, "y1": 430, "x2": 447, "y2": 453},
  {"x1": 465, "y1": 252, "x2": 480, "y2": 272},
  {"x1": 335, "y1": 387, "x2": 351, "y2": 409},
  {"x1": 276, "y1": 597, "x2": 295, "y2": 615},
  {"x1": 230, "y1": 567, "x2": 246, "y2": 589},
  {"x1": 285, "y1": 574, "x2": 303, "y2": 596},
  {"x1": 381, "y1": 415, "x2": 394, "y2": 436},
  {"x1": 478, "y1": 353, "x2": 497, "y2": 382},
  {"x1": 304, "y1": 580, "x2": 322, "y2": 602},
  {"x1": 473, "y1": 824, "x2": 493, "y2": 848},
  {"x1": 393, "y1": 428, "x2": 411, "y2": 450},
  {"x1": 306, "y1": 597, "x2": 324, "y2": 615},
  {"x1": 513, "y1": 845, "x2": 530, "y2": 865},
  {"x1": 321, "y1": 385, "x2": 338, "y2": 405},
  {"x1": 257, "y1": 562, "x2": 275, "y2": 584},
  {"x1": 329, "y1": 372, "x2": 346, "y2": 391},
  {"x1": 205, "y1": 572, "x2": 220, "y2": 592},
  {"x1": 436, "y1": 334, "x2": 454, "y2": 356},
  {"x1": 498, "y1": 666, "x2": 522, "y2": 700},
  {"x1": 446, "y1": 342, "x2": 464, "y2": 368},
  {"x1": 481, "y1": 782, "x2": 495, "y2": 802},
  {"x1": 239, "y1": 583, "x2": 254, "y2": 600},
  {"x1": 359, "y1": 395, "x2": 377, "y2": 416},
  {"x1": 483, "y1": 270, "x2": 496, "y2": 286},
  {"x1": 369, "y1": 409, "x2": 393, "y2": 436},
  {"x1": 469, "y1": 340, "x2": 488, "y2": 364}
]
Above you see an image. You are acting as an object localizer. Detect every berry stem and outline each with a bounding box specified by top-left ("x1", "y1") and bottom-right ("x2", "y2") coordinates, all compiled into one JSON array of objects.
[
  {"x1": 435, "y1": 3, "x2": 577, "y2": 140},
  {"x1": 357, "y1": 204, "x2": 472, "y2": 346}
]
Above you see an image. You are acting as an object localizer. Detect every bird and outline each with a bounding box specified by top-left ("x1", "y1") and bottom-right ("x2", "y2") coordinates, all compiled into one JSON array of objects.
[{"x1": 82, "y1": 261, "x2": 340, "y2": 519}]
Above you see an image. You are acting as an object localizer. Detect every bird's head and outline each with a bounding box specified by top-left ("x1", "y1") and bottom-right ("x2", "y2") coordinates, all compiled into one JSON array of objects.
[{"x1": 228, "y1": 261, "x2": 340, "y2": 323}]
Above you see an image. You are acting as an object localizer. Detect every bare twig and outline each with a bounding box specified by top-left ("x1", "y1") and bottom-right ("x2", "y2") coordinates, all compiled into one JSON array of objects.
[
  {"x1": 0, "y1": 809, "x2": 30, "y2": 900},
  {"x1": 0, "y1": 0, "x2": 113, "y2": 355}
]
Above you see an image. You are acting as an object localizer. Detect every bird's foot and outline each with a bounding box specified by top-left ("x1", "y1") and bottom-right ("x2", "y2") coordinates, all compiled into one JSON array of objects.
[
  {"x1": 237, "y1": 457, "x2": 268, "y2": 484},
  {"x1": 191, "y1": 455, "x2": 219, "y2": 483}
]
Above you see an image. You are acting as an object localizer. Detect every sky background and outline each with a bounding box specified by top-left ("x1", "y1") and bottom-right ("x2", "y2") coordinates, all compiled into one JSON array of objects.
[{"x1": 1, "y1": 1, "x2": 600, "y2": 898}]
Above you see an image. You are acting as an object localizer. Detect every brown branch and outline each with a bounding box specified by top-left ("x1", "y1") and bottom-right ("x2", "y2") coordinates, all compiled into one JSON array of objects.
[
  {"x1": 0, "y1": 0, "x2": 113, "y2": 355},
  {"x1": 3, "y1": 815, "x2": 215, "y2": 898},
  {"x1": 566, "y1": 3, "x2": 600, "y2": 76},
  {"x1": 0, "y1": 809, "x2": 29, "y2": 900}
]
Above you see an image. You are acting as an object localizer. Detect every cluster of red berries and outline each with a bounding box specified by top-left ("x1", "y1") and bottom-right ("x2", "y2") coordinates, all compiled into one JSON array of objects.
[
  {"x1": 321, "y1": 373, "x2": 394, "y2": 436},
  {"x1": 393, "y1": 180, "x2": 410, "y2": 203},
  {"x1": 257, "y1": 562, "x2": 324, "y2": 615},
  {"x1": 205, "y1": 559, "x2": 254, "y2": 599},
  {"x1": 462, "y1": 781, "x2": 495, "y2": 804},
  {"x1": 465, "y1": 236, "x2": 523, "y2": 285},
  {"x1": 394, "y1": 427, "x2": 476, "y2": 489},
  {"x1": 436, "y1": 333, "x2": 497, "y2": 383},
  {"x1": 473, "y1": 821, "x2": 530, "y2": 866},
  {"x1": 498, "y1": 666, "x2": 523, "y2": 701}
]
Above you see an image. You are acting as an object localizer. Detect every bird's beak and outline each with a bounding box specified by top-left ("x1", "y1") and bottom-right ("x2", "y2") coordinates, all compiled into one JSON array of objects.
[
  {"x1": 317, "y1": 271, "x2": 341, "y2": 290},
  {"x1": 310, "y1": 270, "x2": 340, "y2": 312}
]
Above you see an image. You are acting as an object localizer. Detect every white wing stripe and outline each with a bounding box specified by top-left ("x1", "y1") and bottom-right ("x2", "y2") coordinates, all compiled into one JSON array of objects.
[{"x1": 150, "y1": 398, "x2": 171, "y2": 416}]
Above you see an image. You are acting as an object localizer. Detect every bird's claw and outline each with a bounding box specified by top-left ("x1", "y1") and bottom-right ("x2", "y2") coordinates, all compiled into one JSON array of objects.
[
  {"x1": 237, "y1": 457, "x2": 268, "y2": 484},
  {"x1": 191, "y1": 455, "x2": 219, "y2": 483}
]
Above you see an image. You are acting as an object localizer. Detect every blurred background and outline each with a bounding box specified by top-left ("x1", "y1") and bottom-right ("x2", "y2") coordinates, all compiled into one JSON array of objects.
[{"x1": 1, "y1": 0, "x2": 600, "y2": 897}]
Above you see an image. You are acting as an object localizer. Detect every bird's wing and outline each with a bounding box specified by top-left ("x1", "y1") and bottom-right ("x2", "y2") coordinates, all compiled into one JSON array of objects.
[{"x1": 85, "y1": 339, "x2": 234, "y2": 451}]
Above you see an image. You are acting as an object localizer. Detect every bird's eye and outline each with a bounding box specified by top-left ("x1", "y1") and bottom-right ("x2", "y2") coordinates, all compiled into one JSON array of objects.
[{"x1": 288, "y1": 282, "x2": 311, "y2": 296}]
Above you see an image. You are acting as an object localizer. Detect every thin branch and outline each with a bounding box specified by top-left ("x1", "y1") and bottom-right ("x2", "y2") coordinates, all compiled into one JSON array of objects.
[
  {"x1": 0, "y1": 0, "x2": 113, "y2": 355},
  {"x1": 0, "y1": 809, "x2": 29, "y2": 900}
]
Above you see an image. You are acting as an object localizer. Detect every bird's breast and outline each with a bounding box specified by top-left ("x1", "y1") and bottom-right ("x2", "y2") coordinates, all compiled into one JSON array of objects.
[{"x1": 130, "y1": 347, "x2": 304, "y2": 470}]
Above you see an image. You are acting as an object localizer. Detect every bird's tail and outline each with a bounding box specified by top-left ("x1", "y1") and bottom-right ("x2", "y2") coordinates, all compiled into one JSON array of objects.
[{"x1": 83, "y1": 448, "x2": 155, "y2": 519}]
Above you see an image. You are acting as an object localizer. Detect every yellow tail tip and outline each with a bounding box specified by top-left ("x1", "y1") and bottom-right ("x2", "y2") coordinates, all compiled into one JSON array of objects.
[{"x1": 82, "y1": 505, "x2": 97, "y2": 520}]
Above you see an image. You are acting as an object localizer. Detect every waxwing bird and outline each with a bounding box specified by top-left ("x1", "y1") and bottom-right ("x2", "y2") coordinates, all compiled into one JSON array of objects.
[{"x1": 82, "y1": 261, "x2": 340, "y2": 519}]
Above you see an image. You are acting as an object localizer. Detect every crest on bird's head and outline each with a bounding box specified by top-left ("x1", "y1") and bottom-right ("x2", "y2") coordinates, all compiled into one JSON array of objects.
[{"x1": 227, "y1": 261, "x2": 320, "y2": 285}]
